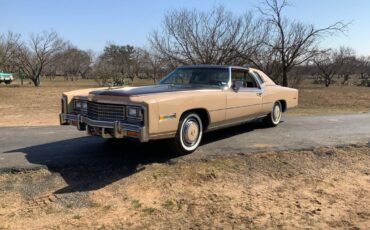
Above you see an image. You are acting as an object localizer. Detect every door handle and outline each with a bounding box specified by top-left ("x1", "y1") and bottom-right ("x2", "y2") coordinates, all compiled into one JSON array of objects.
[{"x1": 256, "y1": 92, "x2": 262, "y2": 96}]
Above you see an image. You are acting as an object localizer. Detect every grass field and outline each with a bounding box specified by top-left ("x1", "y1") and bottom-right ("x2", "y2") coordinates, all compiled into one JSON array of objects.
[
  {"x1": 287, "y1": 84, "x2": 370, "y2": 115},
  {"x1": 0, "y1": 78, "x2": 369, "y2": 127},
  {"x1": 0, "y1": 145, "x2": 369, "y2": 229},
  {"x1": 0, "y1": 79, "x2": 97, "y2": 127}
]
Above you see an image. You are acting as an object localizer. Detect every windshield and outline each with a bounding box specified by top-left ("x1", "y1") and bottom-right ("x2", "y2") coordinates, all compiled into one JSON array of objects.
[{"x1": 159, "y1": 67, "x2": 229, "y2": 87}]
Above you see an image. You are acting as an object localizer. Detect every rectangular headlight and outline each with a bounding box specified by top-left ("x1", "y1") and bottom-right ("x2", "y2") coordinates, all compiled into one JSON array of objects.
[
  {"x1": 73, "y1": 100, "x2": 87, "y2": 114},
  {"x1": 82, "y1": 102, "x2": 87, "y2": 110},
  {"x1": 75, "y1": 101, "x2": 82, "y2": 109},
  {"x1": 127, "y1": 106, "x2": 143, "y2": 120}
]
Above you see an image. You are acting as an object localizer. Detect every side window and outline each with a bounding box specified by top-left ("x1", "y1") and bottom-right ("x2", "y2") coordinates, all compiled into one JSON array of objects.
[
  {"x1": 232, "y1": 70, "x2": 246, "y2": 81},
  {"x1": 232, "y1": 69, "x2": 247, "y2": 88},
  {"x1": 232, "y1": 69, "x2": 259, "y2": 88},
  {"x1": 252, "y1": 71, "x2": 264, "y2": 84},
  {"x1": 245, "y1": 72, "x2": 259, "y2": 88}
]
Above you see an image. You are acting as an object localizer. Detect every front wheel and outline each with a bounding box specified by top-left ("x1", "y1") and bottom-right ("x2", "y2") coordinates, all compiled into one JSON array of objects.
[
  {"x1": 170, "y1": 113, "x2": 203, "y2": 155},
  {"x1": 263, "y1": 101, "x2": 282, "y2": 127}
]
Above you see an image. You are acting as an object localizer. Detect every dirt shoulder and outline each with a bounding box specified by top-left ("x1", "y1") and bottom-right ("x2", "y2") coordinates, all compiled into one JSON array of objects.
[
  {"x1": 0, "y1": 145, "x2": 369, "y2": 229},
  {"x1": 1, "y1": 79, "x2": 369, "y2": 127}
]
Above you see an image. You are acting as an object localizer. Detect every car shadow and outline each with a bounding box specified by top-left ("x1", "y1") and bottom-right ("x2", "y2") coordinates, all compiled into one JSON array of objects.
[
  {"x1": 4, "y1": 119, "x2": 271, "y2": 194},
  {"x1": 202, "y1": 118, "x2": 271, "y2": 145}
]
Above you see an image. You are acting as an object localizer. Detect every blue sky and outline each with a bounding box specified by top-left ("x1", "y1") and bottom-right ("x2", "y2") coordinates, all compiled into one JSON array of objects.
[{"x1": 1, "y1": 0, "x2": 369, "y2": 55}]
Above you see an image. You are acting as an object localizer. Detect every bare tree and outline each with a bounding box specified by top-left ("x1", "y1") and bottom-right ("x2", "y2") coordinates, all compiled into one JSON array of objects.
[
  {"x1": 248, "y1": 42, "x2": 282, "y2": 82},
  {"x1": 50, "y1": 46, "x2": 92, "y2": 80},
  {"x1": 313, "y1": 47, "x2": 355, "y2": 87},
  {"x1": 147, "y1": 51, "x2": 166, "y2": 83},
  {"x1": 312, "y1": 50, "x2": 337, "y2": 87},
  {"x1": 14, "y1": 31, "x2": 65, "y2": 86},
  {"x1": 139, "y1": 49, "x2": 167, "y2": 83},
  {"x1": 358, "y1": 56, "x2": 370, "y2": 87},
  {"x1": 150, "y1": 6, "x2": 268, "y2": 68},
  {"x1": 288, "y1": 64, "x2": 310, "y2": 88},
  {"x1": 92, "y1": 59, "x2": 123, "y2": 86},
  {"x1": 0, "y1": 31, "x2": 21, "y2": 72},
  {"x1": 335, "y1": 47, "x2": 356, "y2": 85},
  {"x1": 130, "y1": 48, "x2": 147, "y2": 82},
  {"x1": 258, "y1": 0, "x2": 347, "y2": 86},
  {"x1": 357, "y1": 56, "x2": 370, "y2": 79}
]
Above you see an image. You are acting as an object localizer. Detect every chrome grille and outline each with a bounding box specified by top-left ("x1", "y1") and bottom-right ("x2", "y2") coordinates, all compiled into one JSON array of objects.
[{"x1": 87, "y1": 101, "x2": 126, "y2": 122}]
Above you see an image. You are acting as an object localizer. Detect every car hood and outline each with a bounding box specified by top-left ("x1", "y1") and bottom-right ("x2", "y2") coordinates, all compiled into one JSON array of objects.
[{"x1": 89, "y1": 84, "x2": 218, "y2": 97}]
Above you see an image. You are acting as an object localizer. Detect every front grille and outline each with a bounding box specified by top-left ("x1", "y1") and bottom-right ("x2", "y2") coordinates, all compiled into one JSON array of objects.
[{"x1": 87, "y1": 101, "x2": 126, "y2": 122}]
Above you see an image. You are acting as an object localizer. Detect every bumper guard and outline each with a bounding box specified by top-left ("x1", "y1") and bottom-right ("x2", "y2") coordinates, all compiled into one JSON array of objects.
[{"x1": 59, "y1": 113, "x2": 148, "y2": 142}]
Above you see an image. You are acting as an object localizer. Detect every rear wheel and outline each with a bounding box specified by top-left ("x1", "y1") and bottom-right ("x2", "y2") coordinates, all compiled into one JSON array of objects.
[
  {"x1": 264, "y1": 101, "x2": 282, "y2": 127},
  {"x1": 170, "y1": 112, "x2": 203, "y2": 155}
]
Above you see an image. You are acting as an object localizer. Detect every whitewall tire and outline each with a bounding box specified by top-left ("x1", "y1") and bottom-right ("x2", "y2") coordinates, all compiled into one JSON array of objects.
[
  {"x1": 264, "y1": 101, "x2": 282, "y2": 127},
  {"x1": 171, "y1": 113, "x2": 203, "y2": 154}
]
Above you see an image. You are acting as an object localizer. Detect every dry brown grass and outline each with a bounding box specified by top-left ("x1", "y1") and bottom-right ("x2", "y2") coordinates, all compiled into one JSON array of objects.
[
  {"x1": 0, "y1": 145, "x2": 369, "y2": 229},
  {"x1": 0, "y1": 78, "x2": 369, "y2": 127},
  {"x1": 0, "y1": 78, "x2": 98, "y2": 127},
  {"x1": 288, "y1": 84, "x2": 370, "y2": 115}
]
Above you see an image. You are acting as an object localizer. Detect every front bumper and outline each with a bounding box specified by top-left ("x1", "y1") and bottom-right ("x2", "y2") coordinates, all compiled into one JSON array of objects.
[{"x1": 60, "y1": 113, "x2": 148, "y2": 142}]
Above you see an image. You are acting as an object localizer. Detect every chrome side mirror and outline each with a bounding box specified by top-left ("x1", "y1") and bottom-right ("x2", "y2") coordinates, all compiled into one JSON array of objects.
[{"x1": 233, "y1": 80, "x2": 243, "y2": 92}]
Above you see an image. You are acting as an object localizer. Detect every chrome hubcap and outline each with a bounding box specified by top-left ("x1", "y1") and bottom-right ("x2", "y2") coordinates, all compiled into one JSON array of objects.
[
  {"x1": 272, "y1": 104, "x2": 281, "y2": 123},
  {"x1": 182, "y1": 118, "x2": 200, "y2": 146}
]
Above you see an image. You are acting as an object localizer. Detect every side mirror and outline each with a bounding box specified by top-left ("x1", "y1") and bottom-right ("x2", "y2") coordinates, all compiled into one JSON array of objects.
[{"x1": 233, "y1": 80, "x2": 243, "y2": 92}]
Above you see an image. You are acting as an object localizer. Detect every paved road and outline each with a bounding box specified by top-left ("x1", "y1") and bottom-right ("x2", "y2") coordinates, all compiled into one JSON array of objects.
[{"x1": 1, "y1": 113, "x2": 369, "y2": 172}]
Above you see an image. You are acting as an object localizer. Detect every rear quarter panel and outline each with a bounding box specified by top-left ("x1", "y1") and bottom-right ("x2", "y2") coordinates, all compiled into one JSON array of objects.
[{"x1": 262, "y1": 85, "x2": 298, "y2": 114}]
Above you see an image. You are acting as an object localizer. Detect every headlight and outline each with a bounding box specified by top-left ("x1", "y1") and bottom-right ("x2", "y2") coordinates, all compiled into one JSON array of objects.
[
  {"x1": 75, "y1": 101, "x2": 82, "y2": 109},
  {"x1": 127, "y1": 106, "x2": 143, "y2": 120},
  {"x1": 73, "y1": 100, "x2": 87, "y2": 114},
  {"x1": 82, "y1": 102, "x2": 87, "y2": 110}
]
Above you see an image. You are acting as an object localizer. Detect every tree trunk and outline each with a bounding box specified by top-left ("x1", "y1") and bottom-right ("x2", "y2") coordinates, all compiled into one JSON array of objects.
[
  {"x1": 342, "y1": 74, "x2": 349, "y2": 85},
  {"x1": 325, "y1": 78, "x2": 330, "y2": 87},
  {"x1": 282, "y1": 70, "x2": 288, "y2": 87},
  {"x1": 153, "y1": 72, "x2": 157, "y2": 84},
  {"x1": 31, "y1": 76, "x2": 41, "y2": 87}
]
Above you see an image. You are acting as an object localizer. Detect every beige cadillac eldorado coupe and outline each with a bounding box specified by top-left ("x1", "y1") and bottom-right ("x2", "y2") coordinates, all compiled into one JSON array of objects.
[{"x1": 60, "y1": 65, "x2": 298, "y2": 154}]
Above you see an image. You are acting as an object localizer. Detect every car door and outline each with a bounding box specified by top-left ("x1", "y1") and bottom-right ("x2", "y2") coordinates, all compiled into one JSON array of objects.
[{"x1": 226, "y1": 68, "x2": 263, "y2": 121}]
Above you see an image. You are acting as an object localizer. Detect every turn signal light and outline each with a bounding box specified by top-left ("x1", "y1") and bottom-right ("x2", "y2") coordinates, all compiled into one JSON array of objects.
[{"x1": 127, "y1": 131, "x2": 140, "y2": 137}]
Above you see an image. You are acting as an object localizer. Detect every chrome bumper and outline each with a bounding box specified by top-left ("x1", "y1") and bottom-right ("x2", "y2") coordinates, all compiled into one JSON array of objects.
[{"x1": 60, "y1": 113, "x2": 148, "y2": 142}]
